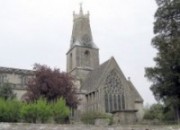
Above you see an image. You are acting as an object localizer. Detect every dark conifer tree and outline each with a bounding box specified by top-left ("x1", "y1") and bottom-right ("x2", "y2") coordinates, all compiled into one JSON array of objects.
[{"x1": 145, "y1": 0, "x2": 180, "y2": 122}]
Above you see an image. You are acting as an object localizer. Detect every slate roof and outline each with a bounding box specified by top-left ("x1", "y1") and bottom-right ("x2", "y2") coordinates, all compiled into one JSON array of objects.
[
  {"x1": 81, "y1": 57, "x2": 143, "y2": 104},
  {"x1": 0, "y1": 66, "x2": 34, "y2": 75},
  {"x1": 81, "y1": 58, "x2": 111, "y2": 92},
  {"x1": 128, "y1": 80, "x2": 144, "y2": 103}
]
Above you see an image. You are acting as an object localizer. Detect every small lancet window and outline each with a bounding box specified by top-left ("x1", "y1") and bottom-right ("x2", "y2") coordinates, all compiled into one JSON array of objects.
[
  {"x1": 84, "y1": 50, "x2": 90, "y2": 66},
  {"x1": 84, "y1": 50, "x2": 90, "y2": 56}
]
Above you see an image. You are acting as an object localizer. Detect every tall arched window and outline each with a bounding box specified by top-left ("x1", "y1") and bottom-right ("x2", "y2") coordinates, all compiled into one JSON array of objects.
[{"x1": 104, "y1": 69, "x2": 125, "y2": 113}]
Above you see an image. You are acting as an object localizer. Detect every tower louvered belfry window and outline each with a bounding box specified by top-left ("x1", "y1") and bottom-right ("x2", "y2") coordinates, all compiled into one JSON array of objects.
[
  {"x1": 104, "y1": 69, "x2": 125, "y2": 113},
  {"x1": 84, "y1": 50, "x2": 90, "y2": 67}
]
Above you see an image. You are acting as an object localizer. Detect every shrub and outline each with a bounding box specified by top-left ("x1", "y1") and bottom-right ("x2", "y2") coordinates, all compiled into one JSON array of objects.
[
  {"x1": 52, "y1": 98, "x2": 70, "y2": 123},
  {"x1": 0, "y1": 97, "x2": 70, "y2": 123},
  {"x1": 21, "y1": 98, "x2": 52, "y2": 123},
  {"x1": 6, "y1": 99, "x2": 22, "y2": 122},
  {"x1": 36, "y1": 98, "x2": 52, "y2": 123},
  {"x1": 144, "y1": 103, "x2": 164, "y2": 121},
  {"x1": 0, "y1": 98, "x2": 21, "y2": 122},
  {"x1": 143, "y1": 103, "x2": 177, "y2": 123},
  {"x1": 21, "y1": 102, "x2": 38, "y2": 123},
  {"x1": 0, "y1": 98, "x2": 7, "y2": 122},
  {"x1": 81, "y1": 111, "x2": 112, "y2": 125}
]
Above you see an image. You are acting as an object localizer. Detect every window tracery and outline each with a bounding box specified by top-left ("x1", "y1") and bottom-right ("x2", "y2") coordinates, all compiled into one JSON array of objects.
[
  {"x1": 104, "y1": 69, "x2": 125, "y2": 113},
  {"x1": 105, "y1": 69, "x2": 123, "y2": 94}
]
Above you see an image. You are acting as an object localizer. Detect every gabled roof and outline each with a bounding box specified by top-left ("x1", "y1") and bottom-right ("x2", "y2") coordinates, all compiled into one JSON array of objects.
[
  {"x1": 81, "y1": 58, "x2": 111, "y2": 92},
  {"x1": 81, "y1": 56, "x2": 143, "y2": 104},
  {"x1": 128, "y1": 80, "x2": 144, "y2": 103}
]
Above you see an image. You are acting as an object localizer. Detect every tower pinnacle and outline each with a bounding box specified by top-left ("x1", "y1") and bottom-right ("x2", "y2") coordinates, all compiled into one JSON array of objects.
[
  {"x1": 79, "y1": 3, "x2": 83, "y2": 15},
  {"x1": 70, "y1": 5, "x2": 97, "y2": 49}
]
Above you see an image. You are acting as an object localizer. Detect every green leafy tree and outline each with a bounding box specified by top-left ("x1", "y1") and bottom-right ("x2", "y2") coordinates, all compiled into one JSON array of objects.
[
  {"x1": 145, "y1": 0, "x2": 180, "y2": 122},
  {"x1": 0, "y1": 83, "x2": 16, "y2": 100}
]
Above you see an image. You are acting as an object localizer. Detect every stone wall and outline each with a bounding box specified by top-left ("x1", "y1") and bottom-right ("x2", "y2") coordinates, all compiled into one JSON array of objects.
[
  {"x1": 0, "y1": 123, "x2": 179, "y2": 130},
  {"x1": 13, "y1": 89, "x2": 26, "y2": 100}
]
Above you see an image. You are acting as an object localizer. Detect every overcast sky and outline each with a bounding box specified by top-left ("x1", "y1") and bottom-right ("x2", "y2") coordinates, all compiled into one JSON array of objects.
[{"x1": 0, "y1": 0, "x2": 157, "y2": 104}]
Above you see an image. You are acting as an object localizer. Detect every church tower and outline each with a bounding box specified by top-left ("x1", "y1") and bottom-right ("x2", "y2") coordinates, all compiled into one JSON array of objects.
[{"x1": 67, "y1": 4, "x2": 99, "y2": 83}]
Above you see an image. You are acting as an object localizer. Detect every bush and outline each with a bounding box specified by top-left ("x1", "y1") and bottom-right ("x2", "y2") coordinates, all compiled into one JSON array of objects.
[
  {"x1": 36, "y1": 98, "x2": 52, "y2": 123},
  {"x1": 0, "y1": 97, "x2": 70, "y2": 123},
  {"x1": 143, "y1": 103, "x2": 177, "y2": 123},
  {"x1": 52, "y1": 98, "x2": 70, "y2": 123},
  {"x1": 0, "y1": 98, "x2": 21, "y2": 122},
  {"x1": 21, "y1": 98, "x2": 52, "y2": 123},
  {"x1": 0, "y1": 98, "x2": 7, "y2": 122},
  {"x1": 144, "y1": 103, "x2": 164, "y2": 121},
  {"x1": 162, "y1": 107, "x2": 176, "y2": 122},
  {"x1": 6, "y1": 99, "x2": 22, "y2": 122},
  {"x1": 21, "y1": 102, "x2": 38, "y2": 123},
  {"x1": 81, "y1": 112, "x2": 112, "y2": 125}
]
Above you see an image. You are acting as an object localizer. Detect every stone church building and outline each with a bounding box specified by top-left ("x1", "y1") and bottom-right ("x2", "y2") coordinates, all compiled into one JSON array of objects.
[
  {"x1": 67, "y1": 6, "x2": 144, "y2": 123},
  {"x1": 0, "y1": 6, "x2": 143, "y2": 123}
]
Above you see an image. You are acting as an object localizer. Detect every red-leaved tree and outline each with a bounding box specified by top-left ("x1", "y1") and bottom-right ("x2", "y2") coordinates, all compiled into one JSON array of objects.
[{"x1": 23, "y1": 64, "x2": 78, "y2": 108}]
